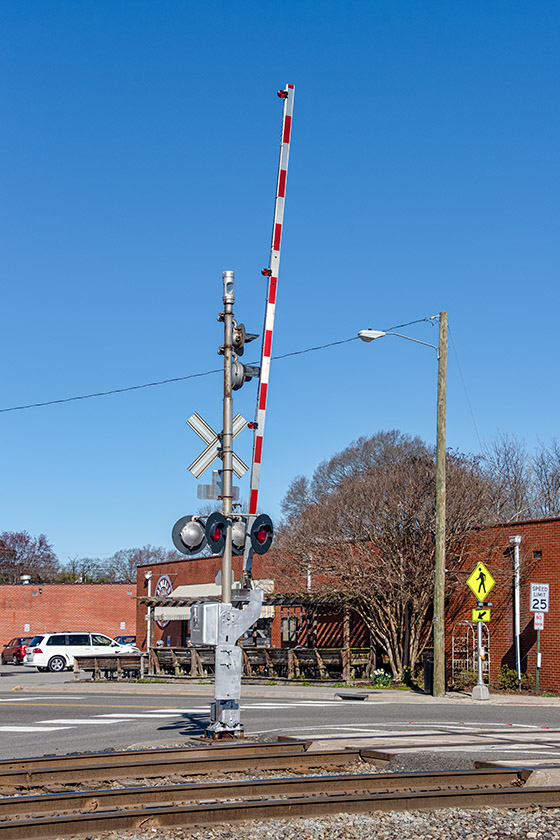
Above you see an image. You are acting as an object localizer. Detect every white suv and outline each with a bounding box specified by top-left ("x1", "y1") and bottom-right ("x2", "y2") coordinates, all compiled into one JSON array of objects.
[{"x1": 23, "y1": 632, "x2": 139, "y2": 672}]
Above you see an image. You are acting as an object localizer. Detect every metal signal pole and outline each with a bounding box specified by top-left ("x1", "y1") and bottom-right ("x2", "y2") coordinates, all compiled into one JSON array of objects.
[{"x1": 221, "y1": 270, "x2": 235, "y2": 605}]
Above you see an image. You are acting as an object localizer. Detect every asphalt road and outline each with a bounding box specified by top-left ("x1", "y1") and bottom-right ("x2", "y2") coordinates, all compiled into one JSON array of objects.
[{"x1": 1, "y1": 663, "x2": 560, "y2": 762}]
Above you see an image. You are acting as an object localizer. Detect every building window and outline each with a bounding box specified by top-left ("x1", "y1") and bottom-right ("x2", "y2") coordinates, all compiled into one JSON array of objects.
[{"x1": 533, "y1": 551, "x2": 542, "y2": 560}]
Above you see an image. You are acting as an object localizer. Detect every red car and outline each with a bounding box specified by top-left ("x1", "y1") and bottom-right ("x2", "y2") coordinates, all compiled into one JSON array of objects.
[{"x1": 2, "y1": 636, "x2": 34, "y2": 665}]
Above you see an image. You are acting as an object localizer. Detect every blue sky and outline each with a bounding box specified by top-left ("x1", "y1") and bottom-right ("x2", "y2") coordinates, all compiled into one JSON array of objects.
[{"x1": 2, "y1": 1, "x2": 559, "y2": 563}]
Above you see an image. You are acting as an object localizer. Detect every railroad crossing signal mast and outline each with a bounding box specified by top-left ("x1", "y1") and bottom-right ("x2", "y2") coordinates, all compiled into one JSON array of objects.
[{"x1": 172, "y1": 86, "x2": 294, "y2": 737}]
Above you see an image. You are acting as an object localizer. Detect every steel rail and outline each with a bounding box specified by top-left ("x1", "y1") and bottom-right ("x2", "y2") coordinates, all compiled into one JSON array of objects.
[
  {"x1": 0, "y1": 767, "x2": 529, "y2": 820},
  {"x1": 1, "y1": 782, "x2": 558, "y2": 840},
  {"x1": 0, "y1": 748, "x2": 360, "y2": 788},
  {"x1": 0, "y1": 739, "x2": 310, "y2": 773}
]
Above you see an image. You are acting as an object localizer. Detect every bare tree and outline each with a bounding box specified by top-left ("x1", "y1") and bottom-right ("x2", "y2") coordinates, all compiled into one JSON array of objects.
[
  {"x1": 276, "y1": 432, "x2": 496, "y2": 678},
  {"x1": 56, "y1": 556, "x2": 104, "y2": 583},
  {"x1": 483, "y1": 434, "x2": 560, "y2": 521},
  {"x1": 99, "y1": 545, "x2": 183, "y2": 583},
  {"x1": 0, "y1": 531, "x2": 59, "y2": 584},
  {"x1": 482, "y1": 433, "x2": 535, "y2": 521},
  {"x1": 533, "y1": 439, "x2": 560, "y2": 517}
]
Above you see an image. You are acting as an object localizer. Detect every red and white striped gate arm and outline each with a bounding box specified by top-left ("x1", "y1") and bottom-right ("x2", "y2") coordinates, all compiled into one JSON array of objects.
[{"x1": 244, "y1": 83, "x2": 294, "y2": 565}]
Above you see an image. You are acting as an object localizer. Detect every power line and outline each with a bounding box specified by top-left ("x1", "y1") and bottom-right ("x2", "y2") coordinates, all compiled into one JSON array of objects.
[
  {"x1": 448, "y1": 325, "x2": 483, "y2": 450},
  {"x1": 0, "y1": 316, "x2": 434, "y2": 414}
]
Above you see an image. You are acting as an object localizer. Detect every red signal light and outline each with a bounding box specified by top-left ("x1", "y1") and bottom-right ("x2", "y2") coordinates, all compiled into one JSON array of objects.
[
  {"x1": 210, "y1": 525, "x2": 223, "y2": 543},
  {"x1": 250, "y1": 514, "x2": 273, "y2": 554},
  {"x1": 204, "y1": 512, "x2": 228, "y2": 554}
]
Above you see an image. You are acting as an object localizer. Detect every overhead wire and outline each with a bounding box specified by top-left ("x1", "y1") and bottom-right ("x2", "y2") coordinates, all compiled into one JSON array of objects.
[
  {"x1": 0, "y1": 316, "x2": 436, "y2": 414},
  {"x1": 448, "y1": 324, "x2": 483, "y2": 450}
]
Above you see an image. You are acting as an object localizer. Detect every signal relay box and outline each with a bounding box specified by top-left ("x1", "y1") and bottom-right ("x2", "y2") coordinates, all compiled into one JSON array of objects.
[{"x1": 190, "y1": 602, "x2": 220, "y2": 646}]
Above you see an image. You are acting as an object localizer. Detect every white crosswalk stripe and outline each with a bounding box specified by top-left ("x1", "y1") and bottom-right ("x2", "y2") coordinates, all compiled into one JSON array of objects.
[
  {"x1": 95, "y1": 713, "x2": 192, "y2": 719},
  {"x1": 0, "y1": 696, "x2": 84, "y2": 702},
  {"x1": 240, "y1": 701, "x2": 373, "y2": 708},
  {"x1": 36, "y1": 718, "x2": 133, "y2": 725},
  {"x1": 0, "y1": 725, "x2": 71, "y2": 732}
]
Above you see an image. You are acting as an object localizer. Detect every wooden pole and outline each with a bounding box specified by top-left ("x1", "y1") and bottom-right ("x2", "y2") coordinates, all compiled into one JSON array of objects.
[{"x1": 433, "y1": 311, "x2": 447, "y2": 697}]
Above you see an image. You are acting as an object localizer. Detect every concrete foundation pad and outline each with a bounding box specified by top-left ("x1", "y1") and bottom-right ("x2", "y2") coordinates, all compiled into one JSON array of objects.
[
  {"x1": 527, "y1": 768, "x2": 560, "y2": 786},
  {"x1": 472, "y1": 684, "x2": 491, "y2": 701}
]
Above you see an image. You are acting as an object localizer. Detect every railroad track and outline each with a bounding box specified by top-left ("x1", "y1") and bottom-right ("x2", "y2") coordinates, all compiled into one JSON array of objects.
[
  {"x1": 0, "y1": 742, "x2": 555, "y2": 840},
  {"x1": 0, "y1": 741, "x2": 358, "y2": 789}
]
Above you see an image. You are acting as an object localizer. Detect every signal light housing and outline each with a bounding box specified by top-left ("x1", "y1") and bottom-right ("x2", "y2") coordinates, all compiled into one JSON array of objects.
[
  {"x1": 231, "y1": 519, "x2": 246, "y2": 555},
  {"x1": 231, "y1": 357, "x2": 260, "y2": 391},
  {"x1": 172, "y1": 516, "x2": 207, "y2": 556},
  {"x1": 250, "y1": 513, "x2": 274, "y2": 554},
  {"x1": 205, "y1": 511, "x2": 227, "y2": 554},
  {"x1": 232, "y1": 322, "x2": 259, "y2": 357}
]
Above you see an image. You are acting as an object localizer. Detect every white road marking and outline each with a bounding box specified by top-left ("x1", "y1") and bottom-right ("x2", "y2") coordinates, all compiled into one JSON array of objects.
[
  {"x1": 142, "y1": 708, "x2": 211, "y2": 713},
  {"x1": 96, "y1": 712, "x2": 200, "y2": 719},
  {"x1": 36, "y1": 718, "x2": 132, "y2": 725},
  {"x1": 240, "y1": 702, "x2": 375, "y2": 709},
  {"x1": 0, "y1": 696, "x2": 85, "y2": 702},
  {"x1": 0, "y1": 725, "x2": 71, "y2": 732}
]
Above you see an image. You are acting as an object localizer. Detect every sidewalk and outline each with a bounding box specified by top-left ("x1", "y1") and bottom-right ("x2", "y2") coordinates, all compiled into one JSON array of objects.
[{"x1": 2, "y1": 666, "x2": 560, "y2": 706}]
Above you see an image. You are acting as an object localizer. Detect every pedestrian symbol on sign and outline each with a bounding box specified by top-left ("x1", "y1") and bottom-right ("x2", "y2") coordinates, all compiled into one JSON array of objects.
[
  {"x1": 467, "y1": 562, "x2": 495, "y2": 600},
  {"x1": 476, "y1": 568, "x2": 486, "y2": 595}
]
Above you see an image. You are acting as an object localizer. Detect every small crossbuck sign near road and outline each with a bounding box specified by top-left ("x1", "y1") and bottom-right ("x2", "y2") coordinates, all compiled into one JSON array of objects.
[{"x1": 467, "y1": 562, "x2": 495, "y2": 600}]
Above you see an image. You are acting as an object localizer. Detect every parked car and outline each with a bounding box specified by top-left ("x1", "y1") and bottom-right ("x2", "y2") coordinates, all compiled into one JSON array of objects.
[
  {"x1": 23, "y1": 632, "x2": 140, "y2": 672},
  {"x1": 1, "y1": 636, "x2": 34, "y2": 665},
  {"x1": 114, "y1": 635, "x2": 136, "y2": 646}
]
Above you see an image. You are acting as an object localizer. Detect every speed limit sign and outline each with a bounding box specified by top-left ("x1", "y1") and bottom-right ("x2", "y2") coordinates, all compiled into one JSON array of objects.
[{"x1": 530, "y1": 583, "x2": 549, "y2": 613}]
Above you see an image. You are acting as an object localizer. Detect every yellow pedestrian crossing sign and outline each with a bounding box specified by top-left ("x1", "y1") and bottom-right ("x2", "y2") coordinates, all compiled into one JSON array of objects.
[
  {"x1": 472, "y1": 607, "x2": 491, "y2": 622},
  {"x1": 467, "y1": 562, "x2": 495, "y2": 599}
]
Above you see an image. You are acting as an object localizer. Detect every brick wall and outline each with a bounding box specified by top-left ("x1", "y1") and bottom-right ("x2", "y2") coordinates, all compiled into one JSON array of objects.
[
  {"x1": 136, "y1": 555, "x2": 245, "y2": 649},
  {"x1": 0, "y1": 584, "x2": 137, "y2": 643},
  {"x1": 450, "y1": 518, "x2": 560, "y2": 692}
]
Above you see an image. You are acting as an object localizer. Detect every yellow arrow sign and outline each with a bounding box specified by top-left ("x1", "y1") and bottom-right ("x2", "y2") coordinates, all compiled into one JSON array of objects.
[
  {"x1": 467, "y1": 561, "x2": 495, "y2": 600},
  {"x1": 472, "y1": 608, "x2": 491, "y2": 622}
]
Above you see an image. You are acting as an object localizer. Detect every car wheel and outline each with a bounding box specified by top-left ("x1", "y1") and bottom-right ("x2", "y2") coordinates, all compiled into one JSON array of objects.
[
  {"x1": 47, "y1": 656, "x2": 66, "y2": 673},
  {"x1": 0, "y1": 654, "x2": 6, "y2": 665},
  {"x1": 37, "y1": 667, "x2": 48, "y2": 672},
  {"x1": 14, "y1": 655, "x2": 22, "y2": 666}
]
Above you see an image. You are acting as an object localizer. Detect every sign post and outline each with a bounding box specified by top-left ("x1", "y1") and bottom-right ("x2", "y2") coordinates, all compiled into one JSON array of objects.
[
  {"x1": 467, "y1": 562, "x2": 495, "y2": 701},
  {"x1": 530, "y1": 584, "x2": 549, "y2": 693}
]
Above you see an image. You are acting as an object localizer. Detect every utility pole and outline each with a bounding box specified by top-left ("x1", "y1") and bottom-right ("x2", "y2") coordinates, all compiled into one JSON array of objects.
[{"x1": 433, "y1": 311, "x2": 447, "y2": 697}]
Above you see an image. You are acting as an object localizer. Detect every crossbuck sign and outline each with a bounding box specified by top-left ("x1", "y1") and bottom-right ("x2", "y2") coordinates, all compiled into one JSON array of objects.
[{"x1": 187, "y1": 412, "x2": 249, "y2": 479}]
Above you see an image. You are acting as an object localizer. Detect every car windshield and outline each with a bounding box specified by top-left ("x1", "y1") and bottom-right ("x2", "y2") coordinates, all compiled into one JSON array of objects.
[
  {"x1": 91, "y1": 634, "x2": 113, "y2": 646},
  {"x1": 29, "y1": 635, "x2": 44, "y2": 646},
  {"x1": 21, "y1": 637, "x2": 33, "y2": 645}
]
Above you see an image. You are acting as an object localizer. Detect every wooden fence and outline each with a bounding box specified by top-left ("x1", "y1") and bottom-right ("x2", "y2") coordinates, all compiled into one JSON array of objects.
[
  {"x1": 149, "y1": 646, "x2": 376, "y2": 681},
  {"x1": 73, "y1": 647, "x2": 376, "y2": 682}
]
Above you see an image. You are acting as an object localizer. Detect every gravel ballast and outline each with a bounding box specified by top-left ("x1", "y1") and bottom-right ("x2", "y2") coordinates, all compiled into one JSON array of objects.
[{"x1": 70, "y1": 807, "x2": 560, "y2": 839}]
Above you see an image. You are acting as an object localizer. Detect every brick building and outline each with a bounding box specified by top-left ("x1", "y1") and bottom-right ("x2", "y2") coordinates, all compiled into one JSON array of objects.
[
  {"x1": 449, "y1": 517, "x2": 560, "y2": 692},
  {"x1": 136, "y1": 517, "x2": 560, "y2": 692},
  {"x1": 0, "y1": 583, "x2": 137, "y2": 645}
]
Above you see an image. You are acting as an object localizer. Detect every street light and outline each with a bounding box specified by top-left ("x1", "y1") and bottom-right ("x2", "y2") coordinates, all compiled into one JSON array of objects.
[{"x1": 358, "y1": 312, "x2": 448, "y2": 697}]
